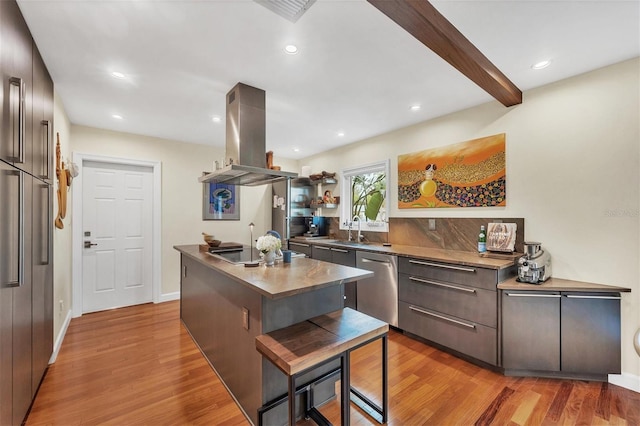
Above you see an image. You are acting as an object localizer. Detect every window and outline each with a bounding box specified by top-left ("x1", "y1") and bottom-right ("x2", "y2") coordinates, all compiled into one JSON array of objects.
[{"x1": 340, "y1": 160, "x2": 390, "y2": 232}]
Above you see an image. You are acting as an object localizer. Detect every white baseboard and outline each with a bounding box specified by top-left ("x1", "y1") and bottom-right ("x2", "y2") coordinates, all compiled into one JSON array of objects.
[
  {"x1": 158, "y1": 291, "x2": 180, "y2": 303},
  {"x1": 49, "y1": 309, "x2": 72, "y2": 364},
  {"x1": 609, "y1": 372, "x2": 640, "y2": 393}
]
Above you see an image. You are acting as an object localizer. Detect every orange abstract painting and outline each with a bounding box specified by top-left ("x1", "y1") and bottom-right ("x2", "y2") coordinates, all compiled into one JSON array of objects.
[{"x1": 398, "y1": 134, "x2": 506, "y2": 208}]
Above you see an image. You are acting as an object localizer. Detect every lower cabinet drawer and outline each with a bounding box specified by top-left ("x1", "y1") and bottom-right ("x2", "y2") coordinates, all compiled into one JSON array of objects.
[
  {"x1": 399, "y1": 301, "x2": 497, "y2": 365},
  {"x1": 399, "y1": 257, "x2": 497, "y2": 291},
  {"x1": 288, "y1": 241, "x2": 312, "y2": 257},
  {"x1": 399, "y1": 274, "x2": 497, "y2": 328}
]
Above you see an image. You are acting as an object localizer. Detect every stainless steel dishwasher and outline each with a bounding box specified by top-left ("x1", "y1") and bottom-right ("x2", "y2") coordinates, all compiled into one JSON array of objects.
[{"x1": 356, "y1": 251, "x2": 398, "y2": 326}]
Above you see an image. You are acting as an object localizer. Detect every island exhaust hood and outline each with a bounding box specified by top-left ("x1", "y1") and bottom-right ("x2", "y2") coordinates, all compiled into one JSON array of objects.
[{"x1": 199, "y1": 83, "x2": 297, "y2": 186}]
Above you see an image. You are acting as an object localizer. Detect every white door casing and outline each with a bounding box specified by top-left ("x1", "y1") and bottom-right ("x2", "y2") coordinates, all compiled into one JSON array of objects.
[{"x1": 72, "y1": 153, "x2": 162, "y2": 318}]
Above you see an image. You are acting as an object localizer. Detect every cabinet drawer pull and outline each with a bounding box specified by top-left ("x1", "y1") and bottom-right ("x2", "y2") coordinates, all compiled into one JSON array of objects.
[
  {"x1": 331, "y1": 248, "x2": 348, "y2": 253},
  {"x1": 565, "y1": 294, "x2": 621, "y2": 300},
  {"x1": 409, "y1": 276, "x2": 476, "y2": 293},
  {"x1": 315, "y1": 246, "x2": 330, "y2": 251},
  {"x1": 505, "y1": 293, "x2": 561, "y2": 298},
  {"x1": 409, "y1": 259, "x2": 476, "y2": 273},
  {"x1": 289, "y1": 242, "x2": 310, "y2": 248},
  {"x1": 409, "y1": 305, "x2": 476, "y2": 329},
  {"x1": 9, "y1": 77, "x2": 26, "y2": 163},
  {"x1": 42, "y1": 120, "x2": 52, "y2": 178},
  {"x1": 4, "y1": 170, "x2": 24, "y2": 288}
]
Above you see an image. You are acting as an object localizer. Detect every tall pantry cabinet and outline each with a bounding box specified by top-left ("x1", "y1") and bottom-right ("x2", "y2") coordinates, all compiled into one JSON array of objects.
[{"x1": 0, "y1": 1, "x2": 55, "y2": 424}]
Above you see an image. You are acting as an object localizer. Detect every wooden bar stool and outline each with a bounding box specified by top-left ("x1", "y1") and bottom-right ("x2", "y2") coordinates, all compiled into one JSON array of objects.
[{"x1": 256, "y1": 308, "x2": 388, "y2": 425}]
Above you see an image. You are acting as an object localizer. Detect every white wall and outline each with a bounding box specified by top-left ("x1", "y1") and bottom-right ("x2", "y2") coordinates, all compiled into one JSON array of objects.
[
  {"x1": 301, "y1": 58, "x2": 640, "y2": 382},
  {"x1": 52, "y1": 91, "x2": 73, "y2": 348}
]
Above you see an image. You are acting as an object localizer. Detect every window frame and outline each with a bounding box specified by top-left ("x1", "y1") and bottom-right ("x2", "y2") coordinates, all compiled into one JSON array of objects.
[{"x1": 339, "y1": 159, "x2": 390, "y2": 233}]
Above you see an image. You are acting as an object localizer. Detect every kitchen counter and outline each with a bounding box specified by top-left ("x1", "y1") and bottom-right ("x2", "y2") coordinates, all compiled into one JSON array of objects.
[
  {"x1": 291, "y1": 237, "x2": 516, "y2": 270},
  {"x1": 174, "y1": 244, "x2": 372, "y2": 299},
  {"x1": 498, "y1": 276, "x2": 632, "y2": 292},
  {"x1": 175, "y1": 244, "x2": 373, "y2": 425}
]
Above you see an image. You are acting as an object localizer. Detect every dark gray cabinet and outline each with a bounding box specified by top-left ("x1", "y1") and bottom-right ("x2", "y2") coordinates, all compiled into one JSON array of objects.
[
  {"x1": 0, "y1": 0, "x2": 33, "y2": 172},
  {"x1": 501, "y1": 290, "x2": 621, "y2": 377},
  {"x1": 310, "y1": 245, "x2": 357, "y2": 309},
  {"x1": 31, "y1": 46, "x2": 53, "y2": 183},
  {"x1": 0, "y1": 2, "x2": 54, "y2": 424},
  {"x1": 31, "y1": 179, "x2": 53, "y2": 393},
  {"x1": 398, "y1": 257, "x2": 506, "y2": 365},
  {"x1": 561, "y1": 293, "x2": 621, "y2": 374},
  {"x1": 502, "y1": 291, "x2": 561, "y2": 371},
  {"x1": 0, "y1": 164, "x2": 34, "y2": 426},
  {"x1": 311, "y1": 244, "x2": 331, "y2": 262},
  {"x1": 288, "y1": 241, "x2": 312, "y2": 257}
]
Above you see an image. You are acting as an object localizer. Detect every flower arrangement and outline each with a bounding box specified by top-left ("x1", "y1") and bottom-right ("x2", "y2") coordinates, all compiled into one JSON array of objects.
[{"x1": 256, "y1": 234, "x2": 282, "y2": 254}]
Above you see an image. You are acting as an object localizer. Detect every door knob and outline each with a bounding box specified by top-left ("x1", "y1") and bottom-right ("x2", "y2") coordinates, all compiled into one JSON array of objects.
[{"x1": 84, "y1": 241, "x2": 98, "y2": 248}]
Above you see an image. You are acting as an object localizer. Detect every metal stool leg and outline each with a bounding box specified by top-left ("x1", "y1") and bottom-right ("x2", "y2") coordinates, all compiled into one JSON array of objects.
[
  {"x1": 288, "y1": 375, "x2": 296, "y2": 426},
  {"x1": 341, "y1": 352, "x2": 350, "y2": 426},
  {"x1": 382, "y1": 335, "x2": 388, "y2": 423}
]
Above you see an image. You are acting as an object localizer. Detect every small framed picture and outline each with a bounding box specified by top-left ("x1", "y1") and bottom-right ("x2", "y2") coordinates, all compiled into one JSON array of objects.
[{"x1": 203, "y1": 182, "x2": 240, "y2": 220}]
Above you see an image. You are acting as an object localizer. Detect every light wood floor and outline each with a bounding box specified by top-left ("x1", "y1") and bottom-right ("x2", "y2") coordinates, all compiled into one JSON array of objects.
[{"x1": 26, "y1": 301, "x2": 640, "y2": 425}]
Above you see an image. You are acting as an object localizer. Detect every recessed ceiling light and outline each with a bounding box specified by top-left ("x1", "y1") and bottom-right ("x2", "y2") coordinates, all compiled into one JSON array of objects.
[
  {"x1": 111, "y1": 71, "x2": 126, "y2": 79},
  {"x1": 410, "y1": 104, "x2": 421, "y2": 111},
  {"x1": 212, "y1": 115, "x2": 222, "y2": 123},
  {"x1": 337, "y1": 131, "x2": 345, "y2": 137},
  {"x1": 531, "y1": 60, "x2": 552, "y2": 70},
  {"x1": 293, "y1": 147, "x2": 300, "y2": 153},
  {"x1": 284, "y1": 45, "x2": 298, "y2": 55},
  {"x1": 112, "y1": 114, "x2": 123, "y2": 120}
]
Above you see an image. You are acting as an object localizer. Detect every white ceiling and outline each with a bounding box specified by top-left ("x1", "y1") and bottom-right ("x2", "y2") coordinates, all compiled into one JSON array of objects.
[{"x1": 17, "y1": 0, "x2": 640, "y2": 160}]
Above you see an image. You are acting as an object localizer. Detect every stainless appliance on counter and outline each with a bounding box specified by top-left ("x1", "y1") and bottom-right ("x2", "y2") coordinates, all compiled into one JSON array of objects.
[
  {"x1": 516, "y1": 241, "x2": 552, "y2": 284},
  {"x1": 304, "y1": 216, "x2": 327, "y2": 237},
  {"x1": 272, "y1": 177, "x2": 326, "y2": 240},
  {"x1": 356, "y1": 251, "x2": 398, "y2": 326}
]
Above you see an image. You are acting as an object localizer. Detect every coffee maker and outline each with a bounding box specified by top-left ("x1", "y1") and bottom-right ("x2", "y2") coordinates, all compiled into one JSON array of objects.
[
  {"x1": 517, "y1": 242, "x2": 552, "y2": 284},
  {"x1": 304, "y1": 216, "x2": 327, "y2": 237}
]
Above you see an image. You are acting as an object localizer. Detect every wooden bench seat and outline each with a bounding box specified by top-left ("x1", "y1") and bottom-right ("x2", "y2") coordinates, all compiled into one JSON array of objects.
[{"x1": 256, "y1": 308, "x2": 389, "y2": 425}]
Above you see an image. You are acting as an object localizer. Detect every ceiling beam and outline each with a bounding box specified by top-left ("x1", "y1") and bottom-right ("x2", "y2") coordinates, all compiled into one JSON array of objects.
[{"x1": 367, "y1": 0, "x2": 522, "y2": 107}]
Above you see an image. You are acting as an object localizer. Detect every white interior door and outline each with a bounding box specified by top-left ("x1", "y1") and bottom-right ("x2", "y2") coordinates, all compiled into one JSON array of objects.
[{"x1": 82, "y1": 161, "x2": 153, "y2": 313}]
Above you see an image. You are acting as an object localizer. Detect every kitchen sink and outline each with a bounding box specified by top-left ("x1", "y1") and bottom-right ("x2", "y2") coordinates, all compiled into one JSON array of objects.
[{"x1": 330, "y1": 240, "x2": 371, "y2": 248}]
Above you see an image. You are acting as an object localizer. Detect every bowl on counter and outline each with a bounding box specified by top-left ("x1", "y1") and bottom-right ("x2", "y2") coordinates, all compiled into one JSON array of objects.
[{"x1": 202, "y1": 233, "x2": 221, "y2": 247}]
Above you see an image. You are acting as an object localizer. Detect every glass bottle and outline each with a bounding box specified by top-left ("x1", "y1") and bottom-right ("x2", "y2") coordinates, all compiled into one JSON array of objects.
[{"x1": 478, "y1": 225, "x2": 487, "y2": 253}]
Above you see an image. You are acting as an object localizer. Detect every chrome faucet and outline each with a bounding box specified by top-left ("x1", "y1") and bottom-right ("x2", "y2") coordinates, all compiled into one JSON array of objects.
[{"x1": 352, "y1": 216, "x2": 362, "y2": 242}]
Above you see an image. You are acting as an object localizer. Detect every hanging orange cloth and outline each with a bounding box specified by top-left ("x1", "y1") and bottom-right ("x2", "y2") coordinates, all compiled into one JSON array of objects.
[{"x1": 55, "y1": 133, "x2": 68, "y2": 229}]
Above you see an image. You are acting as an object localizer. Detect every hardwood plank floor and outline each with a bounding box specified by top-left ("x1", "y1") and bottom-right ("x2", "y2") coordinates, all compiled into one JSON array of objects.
[{"x1": 26, "y1": 301, "x2": 640, "y2": 425}]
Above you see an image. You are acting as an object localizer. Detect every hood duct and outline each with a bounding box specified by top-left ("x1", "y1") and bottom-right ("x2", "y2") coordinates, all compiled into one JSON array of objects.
[{"x1": 199, "y1": 83, "x2": 297, "y2": 186}]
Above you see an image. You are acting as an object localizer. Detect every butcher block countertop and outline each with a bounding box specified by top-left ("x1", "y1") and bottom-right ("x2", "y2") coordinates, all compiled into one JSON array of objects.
[
  {"x1": 498, "y1": 276, "x2": 631, "y2": 292},
  {"x1": 174, "y1": 244, "x2": 373, "y2": 300}
]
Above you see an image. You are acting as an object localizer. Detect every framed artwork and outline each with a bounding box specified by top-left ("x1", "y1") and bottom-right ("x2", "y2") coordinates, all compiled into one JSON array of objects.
[
  {"x1": 203, "y1": 182, "x2": 240, "y2": 220},
  {"x1": 398, "y1": 133, "x2": 506, "y2": 208}
]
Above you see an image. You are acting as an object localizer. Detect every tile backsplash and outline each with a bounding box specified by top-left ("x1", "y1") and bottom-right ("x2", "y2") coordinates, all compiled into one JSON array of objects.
[{"x1": 327, "y1": 217, "x2": 525, "y2": 253}]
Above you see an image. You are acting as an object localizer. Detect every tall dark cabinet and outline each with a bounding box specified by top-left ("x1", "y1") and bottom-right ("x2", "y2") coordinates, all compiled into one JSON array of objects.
[{"x1": 0, "y1": 1, "x2": 54, "y2": 424}]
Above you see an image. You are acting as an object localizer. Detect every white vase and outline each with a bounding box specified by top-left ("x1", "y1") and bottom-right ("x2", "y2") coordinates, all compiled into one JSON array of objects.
[{"x1": 263, "y1": 250, "x2": 276, "y2": 266}]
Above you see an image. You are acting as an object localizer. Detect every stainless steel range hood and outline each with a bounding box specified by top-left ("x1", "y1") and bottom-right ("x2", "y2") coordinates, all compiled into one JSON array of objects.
[{"x1": 199, "y1": 83, "x2": 297, "y2": 186}]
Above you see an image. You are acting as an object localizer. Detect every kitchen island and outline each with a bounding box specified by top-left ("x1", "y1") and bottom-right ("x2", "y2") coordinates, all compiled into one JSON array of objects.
[{"x1": 174, "y1": 245, "x2": 373, "y2": 425}]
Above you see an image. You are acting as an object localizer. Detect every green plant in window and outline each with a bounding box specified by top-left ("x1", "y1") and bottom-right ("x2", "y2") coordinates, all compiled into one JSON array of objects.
[{"x1": 351, "y1": 172, "x2": 386, "y2": 221}]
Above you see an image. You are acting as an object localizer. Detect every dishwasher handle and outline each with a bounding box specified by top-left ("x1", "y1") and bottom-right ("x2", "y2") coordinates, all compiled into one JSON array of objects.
[{"x1": 360, "y1": 257, "x2": 392, "y2": 266}]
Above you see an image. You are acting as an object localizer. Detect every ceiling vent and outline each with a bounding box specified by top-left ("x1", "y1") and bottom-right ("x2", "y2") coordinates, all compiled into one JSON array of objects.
[{"x1": 254, "y1": 0, "x2": 317, "y2": 23}]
